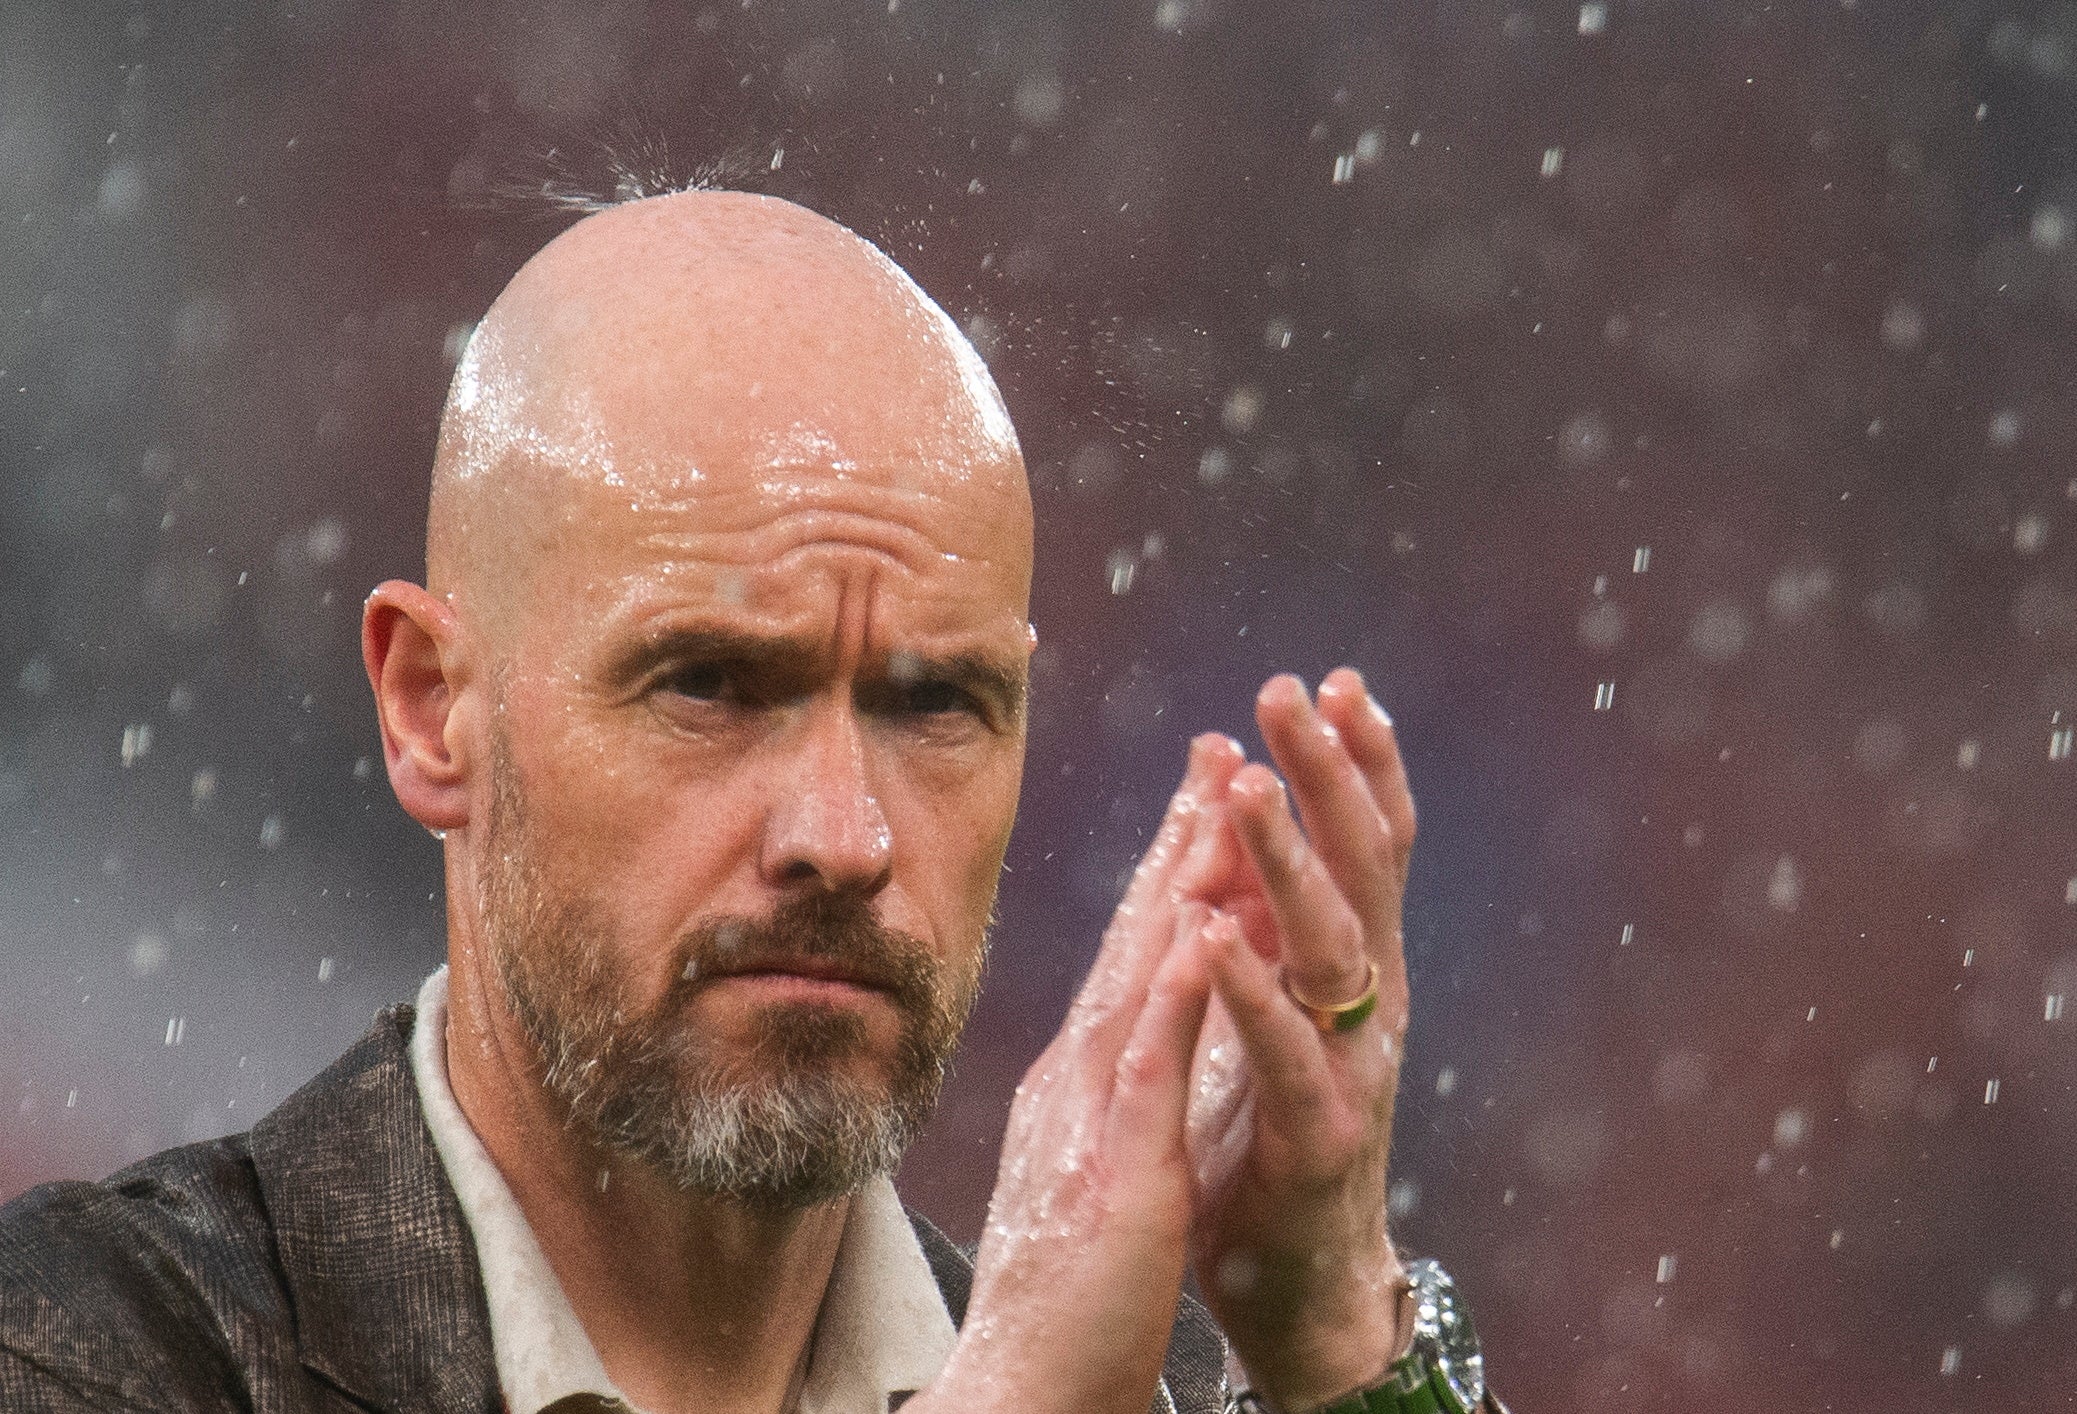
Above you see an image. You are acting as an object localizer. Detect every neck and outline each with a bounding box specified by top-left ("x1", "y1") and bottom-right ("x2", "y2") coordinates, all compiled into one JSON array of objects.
[{"x1": 443, "y1": 942, "x2": 850, "y2": 1414}]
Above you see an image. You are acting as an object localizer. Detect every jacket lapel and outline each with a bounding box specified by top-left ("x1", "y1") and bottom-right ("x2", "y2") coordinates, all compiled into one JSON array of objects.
[{"x1": 249, "y1": 1004, "x2": 500, "y2": 1414}]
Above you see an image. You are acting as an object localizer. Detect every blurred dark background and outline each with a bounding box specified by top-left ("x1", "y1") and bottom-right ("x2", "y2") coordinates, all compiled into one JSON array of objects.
[{"x1": 4, "y1": 0, "x2": 2076, "y2": 1407}]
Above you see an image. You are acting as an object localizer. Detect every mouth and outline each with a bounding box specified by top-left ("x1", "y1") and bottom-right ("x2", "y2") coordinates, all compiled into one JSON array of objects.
[{"x1": 701, "y1": 958, "x2": 893, "y2": 1002}]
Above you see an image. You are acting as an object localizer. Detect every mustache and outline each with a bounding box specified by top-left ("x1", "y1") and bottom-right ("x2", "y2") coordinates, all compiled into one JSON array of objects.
[{"x1": 674, "y1": 892, "x2": 946, "y2": 1012}]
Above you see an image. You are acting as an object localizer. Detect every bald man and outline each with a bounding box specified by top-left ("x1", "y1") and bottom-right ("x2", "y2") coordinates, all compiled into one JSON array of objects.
[{"x1": 0, "y1": 193, "x2": 1499, "y2": 1414}]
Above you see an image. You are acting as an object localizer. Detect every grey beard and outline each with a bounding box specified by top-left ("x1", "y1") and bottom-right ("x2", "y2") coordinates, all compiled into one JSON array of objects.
[
  {"x1": 518, "y1": 945, "x2": 940, "y2": 1208},
  {"x1": 478, "y1": 728, "x2": 978, "y2": 1208}
]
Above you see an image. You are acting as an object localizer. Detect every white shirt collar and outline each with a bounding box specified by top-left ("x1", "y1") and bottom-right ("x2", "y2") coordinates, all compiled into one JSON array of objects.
[{"x1": 408, "y1": 966, "x2": 959, "y2": 1414}]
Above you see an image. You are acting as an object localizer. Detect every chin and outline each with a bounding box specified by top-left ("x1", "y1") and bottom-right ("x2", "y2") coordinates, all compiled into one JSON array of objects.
[{"x1": 726, "y1": 996, "x2": 896, "y2": 1074}]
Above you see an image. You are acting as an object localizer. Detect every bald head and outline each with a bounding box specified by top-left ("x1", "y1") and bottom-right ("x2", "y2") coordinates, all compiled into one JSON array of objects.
[{"x1": 427, "y1": 191, "x2": 1031, "y2": 639}]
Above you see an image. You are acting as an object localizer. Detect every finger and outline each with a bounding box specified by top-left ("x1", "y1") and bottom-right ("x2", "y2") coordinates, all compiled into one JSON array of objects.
[
  {"x1": 1072, "y1": 735, "x2": 1237, "y2": 1042},
  {"x1": 1173, "y1": 791, "x2": 1252, "y2": 910},
  {"x1": 1228, "y1": 762, "x2": 1370, "y2": 1004},
  {"x1": 1314, "y1": 668, "x2": 1415, "y2": 884},
  {"x1": 1255, "y1": 674, "x2": 1397, "y2": 929},
  {"x1": 1107, "y1": 906, "x2": 1215, "y2": 1164},
  {"x1": 1201, "y1": 912, "x2": 1354, "y2": 1171}
]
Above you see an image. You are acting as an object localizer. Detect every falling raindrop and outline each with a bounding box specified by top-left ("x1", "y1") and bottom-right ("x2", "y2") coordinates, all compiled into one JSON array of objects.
[{"x1": 1767, "y1": 855, "x2": 1802, "y2": 912}]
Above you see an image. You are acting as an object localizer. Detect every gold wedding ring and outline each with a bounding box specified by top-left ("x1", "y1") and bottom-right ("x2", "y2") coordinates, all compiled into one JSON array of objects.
[{"x1": 1281, "y1": 958, "x2": 1381, "y2": 1035}]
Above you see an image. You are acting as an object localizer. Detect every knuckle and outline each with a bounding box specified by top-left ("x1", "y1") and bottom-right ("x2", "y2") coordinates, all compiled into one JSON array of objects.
[{"x1": 1114, "y1": 1040, "x2": 1168, "y2": 1091}]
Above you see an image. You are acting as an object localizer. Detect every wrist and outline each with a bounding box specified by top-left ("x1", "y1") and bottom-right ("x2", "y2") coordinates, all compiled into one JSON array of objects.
[
  {"x1": 1219, "y1": 1256, "x2": 1409, "y2": 1411},
  {"x1": 1230, "y1": 1259, "x2": 1489, "y2": 1414}
]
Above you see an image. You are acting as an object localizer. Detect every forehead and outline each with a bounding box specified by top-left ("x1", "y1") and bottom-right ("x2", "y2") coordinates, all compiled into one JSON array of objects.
[
  {"x1": 436, "y1": 193, "x2": 1034, "y2": 652},
  {"x1": 518, "y1": 464, "x2": 1032, "y2": 658}
]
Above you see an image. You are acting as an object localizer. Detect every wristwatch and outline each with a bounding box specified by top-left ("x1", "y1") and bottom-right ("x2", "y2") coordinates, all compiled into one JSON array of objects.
[{"x1": 1227, "y1": 1259, "x2": 1487, "y2": 1414}]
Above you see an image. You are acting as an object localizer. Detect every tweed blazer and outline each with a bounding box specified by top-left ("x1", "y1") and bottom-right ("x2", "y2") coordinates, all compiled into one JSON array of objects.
[{"x1": 0, "y1": 1004, "x2": 1228, "y2": 1414}]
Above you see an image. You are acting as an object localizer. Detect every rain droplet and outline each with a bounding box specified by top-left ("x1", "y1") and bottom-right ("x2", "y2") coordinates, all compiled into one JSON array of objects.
[
  {"x1": 127, "y1": 933, "x2": 168, "y2": 978},
  {"x1": 120, "y1": 723, "x2": 153, "y2": 768},
  {"x1": 1767, "y1": 855, "x2": 1802, "y2": 912},
  {"x1": 1106, "y1": 549, "x2": 1138, "y2": 596}
]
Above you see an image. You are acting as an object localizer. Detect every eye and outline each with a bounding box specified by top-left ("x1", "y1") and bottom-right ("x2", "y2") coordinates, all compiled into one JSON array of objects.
[
  {"x1": 661, "y1": 661, "x2": 737, "y2": 703},
  {"x1": 902, "y1": 678, "x2": 974, "y2": 716}
]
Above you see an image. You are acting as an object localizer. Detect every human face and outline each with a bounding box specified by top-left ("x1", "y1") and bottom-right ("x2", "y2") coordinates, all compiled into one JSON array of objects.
[{"x1": 467, "y1": 461, "x2": 1032, "y2": 1201}]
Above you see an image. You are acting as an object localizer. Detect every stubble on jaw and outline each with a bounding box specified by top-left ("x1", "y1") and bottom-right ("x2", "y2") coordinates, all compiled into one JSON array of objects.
[{"x1": 474, "y1": 717, "x2": 987, "y2": 1209}]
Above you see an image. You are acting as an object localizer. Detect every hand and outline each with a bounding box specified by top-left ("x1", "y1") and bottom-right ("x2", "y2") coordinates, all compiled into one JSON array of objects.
[
  {"x1": 1178, "y1": 668, "x2": 1416, "y2": 1410},
  {"x1": 911, "y1": 738, "x2": 1241, "y2": 1414}
]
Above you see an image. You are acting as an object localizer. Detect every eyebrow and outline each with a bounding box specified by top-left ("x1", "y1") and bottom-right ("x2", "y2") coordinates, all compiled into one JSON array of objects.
[{"x1": 617, "y1": 626, "x2": 1029, "y2": 720}]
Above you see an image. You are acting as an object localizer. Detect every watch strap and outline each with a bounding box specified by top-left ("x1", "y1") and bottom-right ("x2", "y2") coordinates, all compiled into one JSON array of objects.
[{"x1": 1226, "y1": 1347, "x2": 1468, "y2": 1414}]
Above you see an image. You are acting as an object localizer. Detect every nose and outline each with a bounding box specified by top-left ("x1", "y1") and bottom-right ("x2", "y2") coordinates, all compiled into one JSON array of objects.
[{"x1": 759, "y1": 698, "x2": 894, "y2": 897}]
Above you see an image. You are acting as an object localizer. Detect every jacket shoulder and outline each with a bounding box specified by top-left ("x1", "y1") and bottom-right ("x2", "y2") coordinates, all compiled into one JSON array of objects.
[{"x1": 0, "y1": 1134, "x2": 286, "y2": 1405}]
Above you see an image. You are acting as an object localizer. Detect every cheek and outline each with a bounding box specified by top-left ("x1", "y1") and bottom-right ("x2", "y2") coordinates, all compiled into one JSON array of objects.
[
  {"x1": 907, "y1": 753, "x2": 1022, "y2": 926},
  {"x1": 508, "y1": 724, "x2": 756, "y2": 968}
]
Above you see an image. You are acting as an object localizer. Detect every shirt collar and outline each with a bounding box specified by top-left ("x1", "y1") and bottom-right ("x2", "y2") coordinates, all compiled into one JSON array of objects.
[{"x1": 409, "y1": 966, "x2": 959, "y2": 1414}]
